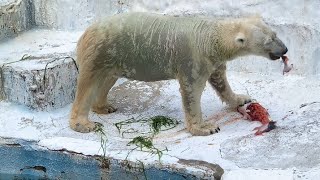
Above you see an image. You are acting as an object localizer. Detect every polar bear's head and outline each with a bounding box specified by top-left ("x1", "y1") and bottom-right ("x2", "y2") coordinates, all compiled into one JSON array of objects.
[{"x1": 233, "y1": 16, "x2": 288, "y2": 60}]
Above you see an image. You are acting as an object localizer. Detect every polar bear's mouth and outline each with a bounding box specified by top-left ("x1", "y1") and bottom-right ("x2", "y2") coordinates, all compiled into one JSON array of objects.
[{"x1": 269, "y1": 53, "x2": 281, "y2": 60}]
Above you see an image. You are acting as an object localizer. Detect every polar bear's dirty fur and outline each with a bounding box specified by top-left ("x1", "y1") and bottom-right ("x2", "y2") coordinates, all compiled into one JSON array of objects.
[{"x1": 70, "y1": 12, "x2": 287, "y2": 136}]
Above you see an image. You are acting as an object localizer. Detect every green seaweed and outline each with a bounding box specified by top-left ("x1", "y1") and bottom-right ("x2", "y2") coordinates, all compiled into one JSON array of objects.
[
  {"x1": 114, "y1": 115, "x2": 178, "y2": 161},
  {"x1": 127, "y1": 136, "x2": 168, "y2": 161},
  {"x1": 94, "y1": 123, "x2": 109, "y2": 168},
  {"x1": 149, "y1": 115, "x2": 179, "y2": 135},
  {"x1": 114, "y1": 115, "x2": 179, "y2": 136}
]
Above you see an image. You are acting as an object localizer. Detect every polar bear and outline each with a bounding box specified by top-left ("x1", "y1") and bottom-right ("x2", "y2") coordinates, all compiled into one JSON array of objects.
[{"x1": 70, "y1": 12, "x2": 287, "y2": 136}]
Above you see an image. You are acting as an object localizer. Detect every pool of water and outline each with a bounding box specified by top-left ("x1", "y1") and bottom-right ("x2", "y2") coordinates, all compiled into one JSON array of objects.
[
  {"x1": 0, "y1": 138, "x2": 197, "y2": 180},
  {"x1": 0, "y1": 173, "x2": 50, "y2": 180}
]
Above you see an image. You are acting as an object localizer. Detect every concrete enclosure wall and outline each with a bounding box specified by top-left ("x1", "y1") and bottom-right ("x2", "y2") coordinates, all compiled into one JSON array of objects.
[
  {"x1": 1, "y1": 0, "x2": 319, "y2": 77},
  {"x1": 1, "y1": 0, "x2": 319, "y2": 109},
  {"x1": 30, "y1": 0, "x2": 320, "y2": 77},
  {"x1": 0, "y1": 0, "x2": 35, "y2": 41}
]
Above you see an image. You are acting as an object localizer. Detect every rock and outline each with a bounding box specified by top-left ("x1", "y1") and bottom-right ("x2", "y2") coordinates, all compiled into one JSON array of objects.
[
  {"x1": 0, "y1": 55, "x2": 78, "y2": 110},
  {"x1": 0, "y1": 0, "x2": 35, "y2": 41},
  {"x1": 178, "y1": 159, "x2": 224, "y2": 180}
]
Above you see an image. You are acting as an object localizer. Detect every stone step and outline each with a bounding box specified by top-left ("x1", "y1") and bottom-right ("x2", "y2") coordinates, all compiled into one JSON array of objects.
[
  {"x1": 0, "y1": 29, "x2": 82, "y2": 110},
  {"x1": 1, "y1": 55, "x2": 78, "y2": 110}
]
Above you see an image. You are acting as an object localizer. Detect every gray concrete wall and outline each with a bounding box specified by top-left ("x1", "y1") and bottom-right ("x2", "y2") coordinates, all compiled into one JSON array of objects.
[
  {"x1": 31, "y1": 0, "x2": 320, "y2": 77},
  {"x1": 2, "y1": 0, "x2": 319, "y2": 76},
  {"x1": 0, "y1": 0, "x2": 35, "y2": 41},
  {"x1": 33, "y1": 0, "x2": 127, "y2": 30}
]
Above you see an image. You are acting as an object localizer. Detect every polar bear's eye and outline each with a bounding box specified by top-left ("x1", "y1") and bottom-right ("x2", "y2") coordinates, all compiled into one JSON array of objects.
[
  {"x1": 235, "y1": 32, "x2": 246, "y2": 45},
  {"x1": 238, "y1": 38, "x2": 245, "y2": 43}
]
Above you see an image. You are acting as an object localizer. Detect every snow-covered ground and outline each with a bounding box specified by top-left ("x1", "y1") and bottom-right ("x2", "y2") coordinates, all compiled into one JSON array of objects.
[
  {"x1": 1, "y1": 71, "x2": 320, "y2": 179},
  {"x1": 0, "y1": 30, "x2": 82, "y2": 64}
]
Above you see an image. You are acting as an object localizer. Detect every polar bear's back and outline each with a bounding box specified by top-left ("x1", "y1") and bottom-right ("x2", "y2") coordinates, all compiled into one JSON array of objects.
[
  {"x1": 94, "y1": 13, "x2": 211, "y2": 81},
  {"x1": 77, "y1": 12, "x2": 222, "y2": 81}
]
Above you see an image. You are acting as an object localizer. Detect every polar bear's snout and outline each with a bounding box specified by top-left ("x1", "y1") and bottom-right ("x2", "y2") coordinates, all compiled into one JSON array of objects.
[
  {"x1": 269, "y1": 46, "x2": 288, "y2": 60},
  {"x1": 268, "y1": 38, "x2": 288, "y2": 60}
]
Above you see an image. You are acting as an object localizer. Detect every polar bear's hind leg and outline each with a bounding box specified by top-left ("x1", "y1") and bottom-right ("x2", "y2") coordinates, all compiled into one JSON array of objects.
[{"x1": 91, "y1": 76, "x2": 118, "y2": 114}]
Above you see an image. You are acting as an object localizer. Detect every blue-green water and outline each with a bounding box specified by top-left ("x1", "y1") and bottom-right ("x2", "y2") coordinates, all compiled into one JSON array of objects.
[
  {"x1": 0, "y1": 139, "x2": 197, "y2": 180},
  {"x1": 0, "y1": 173, "x2": 50, "y2": 180}
]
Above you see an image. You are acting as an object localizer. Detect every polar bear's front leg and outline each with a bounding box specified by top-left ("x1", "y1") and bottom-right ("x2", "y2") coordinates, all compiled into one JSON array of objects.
[
  {"x1": 70, "y1": 70, "x2": 102, "y2": 133},
  {"x1": 179, "y1": 78, "x2": 220, "y2": 136},
  {"x1": 91, "y1": 76, "x2": 118, "y2": 114},
  {"x1": 209, "y1": 65, "x2": 252, "y2": 107}
]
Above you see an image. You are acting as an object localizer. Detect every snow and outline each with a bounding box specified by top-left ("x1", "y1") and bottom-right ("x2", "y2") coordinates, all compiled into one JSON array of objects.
[
  {"x1": 0, "y1": 29, "x2": 82, "y2": 65},
  {"x1": 1, "y1": 71, "x2": 320, "y2": 179},
  {"x1": 0, "y1": 0, "x2": 15, "y2": 6},
  {"x1": 222, "y1": 169, "x2": 294, "y2": 180},
  {"x1": 38, "y1": 137, "x2": 101, "y2": 155}
]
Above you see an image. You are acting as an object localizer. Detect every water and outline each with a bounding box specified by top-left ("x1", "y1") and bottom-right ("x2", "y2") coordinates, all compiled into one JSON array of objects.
[
  {"x1": 0, "y1": 139, "x2": 197, "y2": 180},
  {"x1": 0, "y1": 173, "x2": 50, "y2": 180}
]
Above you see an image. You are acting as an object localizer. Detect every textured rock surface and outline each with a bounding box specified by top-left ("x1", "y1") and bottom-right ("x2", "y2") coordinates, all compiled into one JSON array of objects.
[
  {"x1": 33, "y1": 0, "x2": 127, "y2": 30},
  {"x1": 29, "y1": 0, "x2": 320, "y2": 77},
  {"x1": 0, "y1": 30, "x2": 81, "y2": 110},
  {"x1": 0, "y1": 0, "x2": 35, "y2": 41},
  {"x1": 1, "y1": 55, "x2": 78, "y2": 110}
]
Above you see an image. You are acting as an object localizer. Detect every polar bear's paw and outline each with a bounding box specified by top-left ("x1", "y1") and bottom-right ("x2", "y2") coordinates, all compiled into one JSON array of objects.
[
  {"x1": 70, "y1": 120, "x2": 102, "y2": 133},
  {"x1": 92, "y1": 105, "x2": 117, "y2": 114},
  {"x1": 188, "y1": 122, "x2": 220, "y2": 136},
  {"x1": 231, "y1": 94, "x2": 252, "y2": 107}
]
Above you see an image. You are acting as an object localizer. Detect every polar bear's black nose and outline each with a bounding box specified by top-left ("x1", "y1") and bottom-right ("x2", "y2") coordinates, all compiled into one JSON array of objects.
[
  {"x1": 283, "y1": 47, "x2": 288, "y2": 55},
  {"x1": 272, "y1": 46, "x2": 288, "y2": 58}
]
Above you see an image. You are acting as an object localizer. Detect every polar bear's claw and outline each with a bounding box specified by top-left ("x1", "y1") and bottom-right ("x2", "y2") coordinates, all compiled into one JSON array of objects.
[
  {"x1": 188, "y1": 122, "x2": 220, "y2": 136},
  {"x1": 70, "y1": 120, "x2": 102, "y2": 133}
]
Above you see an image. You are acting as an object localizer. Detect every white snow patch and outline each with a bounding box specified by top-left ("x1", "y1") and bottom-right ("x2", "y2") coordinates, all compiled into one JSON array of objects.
[
  {"x1": 0, "y1": 29, "x2": 83, "y2": 65},
  {"x1": 38, "y1": 137, "x2": 101, "y2": 156},
  {"x1": 222, "y1": 169, "x2": 294, "y2": 180},
  {"x1": 1, "y1": 71, "x2": 320, "y2": 178}
]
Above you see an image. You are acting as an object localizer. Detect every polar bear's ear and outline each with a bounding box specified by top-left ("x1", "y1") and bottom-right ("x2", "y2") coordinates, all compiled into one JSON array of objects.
[{"x1": 235, "y1": 32, "x2": 246, "y2": 46}]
